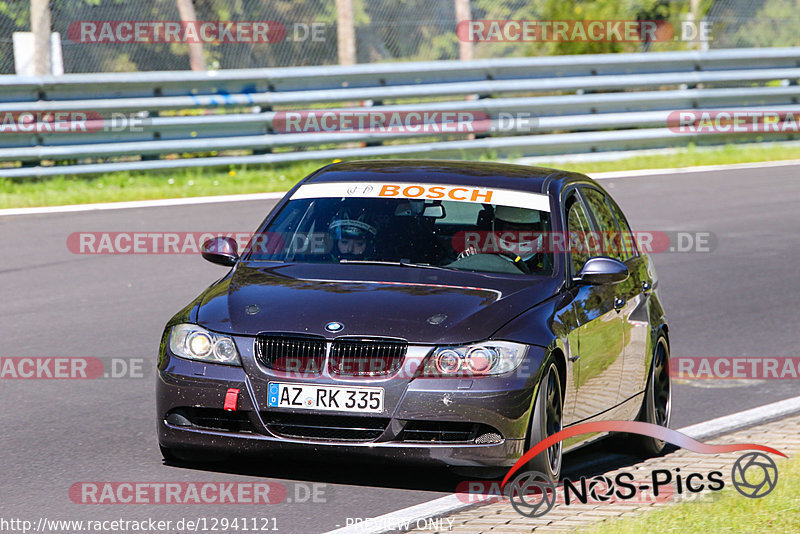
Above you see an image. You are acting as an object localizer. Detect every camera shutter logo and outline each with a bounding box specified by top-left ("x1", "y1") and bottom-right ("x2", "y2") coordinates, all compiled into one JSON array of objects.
[
  {"x1": 731, "y1": 452, "x2": 779, "y2": 498},
  {"x1": 505, "y1": 471, "x2": 557, "y2": 518},
  {"x1": 586, "y1": 475, "x2": 615, "y2": 502}
]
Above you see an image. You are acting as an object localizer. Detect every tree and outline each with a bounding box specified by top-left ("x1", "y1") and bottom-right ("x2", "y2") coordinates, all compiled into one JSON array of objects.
[{"x1": 727, "y1": 0, "x2": 800, "y2": 48}]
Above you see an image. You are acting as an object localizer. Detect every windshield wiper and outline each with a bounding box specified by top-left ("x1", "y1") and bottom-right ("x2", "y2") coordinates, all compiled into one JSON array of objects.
[{"x1": 338, "y1": 259, "x2": 453, "y2": 272}]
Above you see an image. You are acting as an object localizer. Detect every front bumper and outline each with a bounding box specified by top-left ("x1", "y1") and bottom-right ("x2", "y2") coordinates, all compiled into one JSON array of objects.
[{"x1": 156, "y1": 340, "x2": 544, "y2": 467}]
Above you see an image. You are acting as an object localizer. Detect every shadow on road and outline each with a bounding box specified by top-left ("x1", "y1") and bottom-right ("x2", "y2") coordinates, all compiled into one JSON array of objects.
[{"x1": 159, "y1": 434, "x2": 678, "y2": 493}]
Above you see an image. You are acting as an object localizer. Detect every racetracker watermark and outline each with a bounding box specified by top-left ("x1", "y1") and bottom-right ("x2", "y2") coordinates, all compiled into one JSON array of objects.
[
  {"x1": 0, "y1": 112, "x2": 145, "y2": 134},
  {"x1": 452, "y1": 230, "x2": 716, "y2": 255},
  {"x1": 70, "y1": 482, "x2": 284, "y2": 504},
  {"x1": 0, "y1": 357, "x2": 145, "y2": 379},
  {"x1": 671, "y1": 357, "x2": 800, "y2": 380},
  {"x1": 458, "y1": 19, "x2": 674, "y2": 42},
  {"x1": 272, "y1": 110, "x2": 538, "y2": 134},
  {"x1": 68, "y1": 21, "x2": 327, "y2": 43},
  {"x1": 668, "y1": 110, "x2": 800, "y2": 134},
  {"x1": 69, "y1": 481, "x2": 328, "y2": 505},
  {"x1": 67, "y1": 232, "x2": 260, "y2": 255},
  {"x1": 458, "y1": 20, "x2": 713, "y2": 43},
  {"x1": 66, "y1": 230, "x2": 716, "y2": 255}
]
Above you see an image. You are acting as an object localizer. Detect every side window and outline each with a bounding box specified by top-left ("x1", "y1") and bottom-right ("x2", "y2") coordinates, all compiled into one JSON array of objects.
[
  {"x1": 606, "y1": 196, "x2": 639, "y2": 260},
  {"x1": 565, "y1": 193, "x2": 598, "y2": 276},
  {"x1": 581, "y1": 188, "x2": 624, "y2": 262}
]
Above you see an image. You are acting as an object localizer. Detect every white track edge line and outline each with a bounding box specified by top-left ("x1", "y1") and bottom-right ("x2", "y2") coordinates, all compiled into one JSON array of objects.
[
  {"x1": 5, "y1": 158, "x2": 800, "y2": 217},
  {"x1": 588, "y1": 157, "x2": 800, "y2": 179},
  {"x1": 324, "y1": 394, "x2": 800, "y2": 534},
  {"x1": 679, "y1": 394, "x2": 800, "y2": 441},
  {"x1": 0, "y1": 191, "x2": 286, "y2": 217}
]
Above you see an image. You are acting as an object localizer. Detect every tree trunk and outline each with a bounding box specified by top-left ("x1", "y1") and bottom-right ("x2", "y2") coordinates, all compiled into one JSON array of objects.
[
  {"x1": 454, "y1": 0, "x2": 473, "y2": 61},
  {"x1": 30, "y1": 0, "x2": 51, "y2": 75},
  {"x1": 336, "y1": 0, "x2": 356, "y2": 65},
  {"x1": 176, "y1": 0, "x2": 206, "y2": 71}
]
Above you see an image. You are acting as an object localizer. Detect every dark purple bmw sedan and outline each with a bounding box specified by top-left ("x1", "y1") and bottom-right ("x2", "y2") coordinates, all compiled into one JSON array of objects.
[{"x1": 157, "y1": 160, "x2": 670, "y2": 480}]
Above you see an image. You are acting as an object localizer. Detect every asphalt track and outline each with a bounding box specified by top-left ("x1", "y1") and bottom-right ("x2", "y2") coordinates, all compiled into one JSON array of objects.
[{"x1": 1, "y1": 164, "x2": 798, "y2": 533}]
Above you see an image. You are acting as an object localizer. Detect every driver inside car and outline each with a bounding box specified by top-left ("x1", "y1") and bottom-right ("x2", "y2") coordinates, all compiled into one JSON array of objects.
[
  {"x1": 458, "y1": 205, "x2": 544, "y2": 268},
  {"x1": 328, "y1": 213, "x2": 379, "y2": 261},
  {"x1": 494, "y1": 205, "x2": 544, "y2": 262}
]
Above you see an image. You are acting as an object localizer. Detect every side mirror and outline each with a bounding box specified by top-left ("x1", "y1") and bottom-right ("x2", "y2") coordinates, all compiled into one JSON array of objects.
[
  {"x1": 201, "y1": 236, "x2": 239, "y2": 267},
  {"x1": 575, "y1": 256, "x2": 629, "y2": 285}
]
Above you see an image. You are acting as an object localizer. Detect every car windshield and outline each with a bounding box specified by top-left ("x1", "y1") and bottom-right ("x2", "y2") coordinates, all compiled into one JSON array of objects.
[{"x1": 245, "y1": 185, "x2": 553, "y2": 275}]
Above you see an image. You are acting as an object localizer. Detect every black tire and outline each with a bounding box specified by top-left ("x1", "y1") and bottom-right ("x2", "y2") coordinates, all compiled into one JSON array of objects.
[
  {"x1": 632, "y1": 336, "x2": 671, "y2": 456},
  {"x1": 524, "y1": 361, "x2": 563, "y2": 482}
]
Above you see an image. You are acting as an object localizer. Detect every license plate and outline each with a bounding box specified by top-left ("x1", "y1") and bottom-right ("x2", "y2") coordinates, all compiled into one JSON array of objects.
[{"x1": 267, "y1": 382, "x2": 384, "y2": 413}]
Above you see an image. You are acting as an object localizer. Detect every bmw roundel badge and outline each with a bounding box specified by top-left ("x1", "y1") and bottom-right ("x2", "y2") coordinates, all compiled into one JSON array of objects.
[{"x1": 325, "y1": 321, "x2": 344, "y2": 333}]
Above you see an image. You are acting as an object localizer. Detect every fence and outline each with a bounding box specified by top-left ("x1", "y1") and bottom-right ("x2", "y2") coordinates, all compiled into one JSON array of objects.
[
  {"x1": 1, "y1": 46, "x2": 800, "y2": 178},
  {"x1": 1, "y1": 0, "x2": 705, "y2": 74},
  {"x1": 6, "y1": 0, "x2": 800, "y2": 74}
]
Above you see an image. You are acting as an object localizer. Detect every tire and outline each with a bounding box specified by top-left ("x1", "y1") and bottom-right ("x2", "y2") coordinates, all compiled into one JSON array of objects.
[
  {"x1": 524, "y1": 361, "x2": 563, "y2": 482},
  {"x1": 632, "y1": 336, "x2": 671, "y2": 456}
]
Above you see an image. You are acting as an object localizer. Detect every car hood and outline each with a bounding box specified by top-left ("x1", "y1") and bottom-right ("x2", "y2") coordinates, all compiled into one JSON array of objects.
[{"x1": 195, "y1": 262, "x2": 560, "y2": 344}]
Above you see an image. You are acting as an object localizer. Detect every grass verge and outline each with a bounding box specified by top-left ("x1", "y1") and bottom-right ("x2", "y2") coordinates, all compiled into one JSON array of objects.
[
  {"x1": 541, "y1": 141, "x2": 800, "y2": 175},
  {"x1": 0, "y1": 161, "x2": 323, "y2": 209},
  {"x1": 3, "y1": 142, "x2": 800, "y2": 209},
  {"x1": 580, "y1": 453, "x2": 799, "y2": 533}
]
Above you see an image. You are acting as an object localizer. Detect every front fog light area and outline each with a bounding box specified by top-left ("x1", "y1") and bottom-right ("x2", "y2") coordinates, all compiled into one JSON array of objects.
[
  {"x1": 169, "y1": 324, "x2": 241, "y2": 365},
  {"x1": 423, "y1": 341, "x2": 527, "y2": 377}
]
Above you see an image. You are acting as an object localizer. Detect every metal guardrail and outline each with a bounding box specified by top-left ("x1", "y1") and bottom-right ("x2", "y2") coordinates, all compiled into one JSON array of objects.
[{"x1": 1, "y1": 47, "x2": 800, "y2": 178}]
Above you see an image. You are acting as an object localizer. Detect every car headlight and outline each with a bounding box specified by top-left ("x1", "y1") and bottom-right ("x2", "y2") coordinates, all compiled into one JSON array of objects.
[
  {"x1": 168, "y1": 324, "x2": 241, "y2": 366},
  {"x1": 422, "y1": 341, "x2": 527, "y2": 377}
]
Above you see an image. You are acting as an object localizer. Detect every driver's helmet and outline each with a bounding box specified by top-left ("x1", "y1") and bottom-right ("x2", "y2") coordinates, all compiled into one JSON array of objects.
[
  {"x1": 328, "y1": 212, "x2": 378, "y2": 261},
  {"x1": 493, "y1": 206, "x2": 543, "y2": 261}
]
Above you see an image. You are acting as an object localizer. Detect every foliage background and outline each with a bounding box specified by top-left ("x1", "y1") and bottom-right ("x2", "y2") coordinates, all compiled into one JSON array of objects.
[{"x1": 0, "y1": 0, "x2": 757, "y2": 73}]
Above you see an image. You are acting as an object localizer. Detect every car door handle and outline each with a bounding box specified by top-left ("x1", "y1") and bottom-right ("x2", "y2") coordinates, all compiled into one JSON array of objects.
[
  {"x1": 614, "y1": 297, "x2": 625, "y2": 311},
  {"x1": 642, "y1": 281, "x2": 652, "y2": 293}
]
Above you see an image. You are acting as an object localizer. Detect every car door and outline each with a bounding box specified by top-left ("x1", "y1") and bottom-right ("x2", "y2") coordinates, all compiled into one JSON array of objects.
[
  {"x1": 605, "y1": 192, "x2": 653, "y2": 404},
  {"x1": 581, "y1": 187, "x2": 644, "y2": 408},
  {"x1": 564, "y1": 191, "x2": 625, "y2": 422}
]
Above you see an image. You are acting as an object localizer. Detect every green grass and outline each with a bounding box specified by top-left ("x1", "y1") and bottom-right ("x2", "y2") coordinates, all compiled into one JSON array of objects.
[
  {"x1": 542, "y1": 141, "x2": 800, "y2": 175},
  {"x1": 3, "y1": 141, "x2": 800, "y2": 209},
  {"x1": 580, "y1": 454, "x2": 799, "y2": 534},
  {"x1": 0, "y1": 161, "x2": 324, "y2": 209}
]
